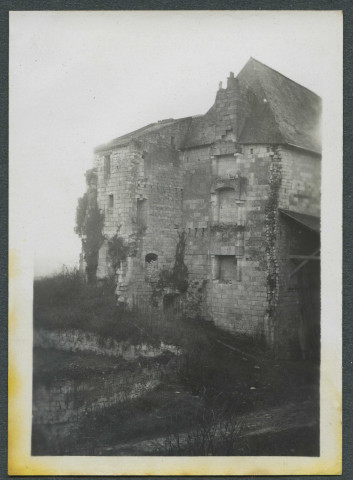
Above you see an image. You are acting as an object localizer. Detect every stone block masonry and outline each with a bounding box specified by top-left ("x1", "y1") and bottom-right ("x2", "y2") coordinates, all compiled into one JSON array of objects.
[{"x1": 81, "y1": 58, "x2": 321, "y2": 357}]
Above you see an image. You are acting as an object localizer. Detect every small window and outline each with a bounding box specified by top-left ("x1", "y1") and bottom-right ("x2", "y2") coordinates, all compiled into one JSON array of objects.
[
  {"x1": 171, "y1": 136, "x2": 175, "y2": 147},
  {"x1": 145, "y1": 253, "x2": 158, "y2": 281},
  {"x1": 219, "y1": 256, "x2": 237, "y2": 282},
  {"x1": 145, "y1": 253, "x2": 158, "y2": 263},
  {"x1": 108, "y1": 194, "x2": 114, "y2": 208},
  {"x1": 214, "y1": 255, "x2": 240, "y2": 283},
  {"x1": 266, "y1": 147, "x2": 270, "y2": 153},
  {"x1": 104, "y1": 155, "x2": 111, "y2": 179},
  {"x1": 250, "y1": 148, "x2": 253, "y2": 154}
]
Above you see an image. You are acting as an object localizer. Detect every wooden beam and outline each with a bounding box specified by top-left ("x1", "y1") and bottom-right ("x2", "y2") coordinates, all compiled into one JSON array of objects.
[
  {"x1": 288, "y1": 248, "x2": 320, "y2": 279},
  {"x1": 289, "y1": 254, "x2": 320, "y2": 260}
]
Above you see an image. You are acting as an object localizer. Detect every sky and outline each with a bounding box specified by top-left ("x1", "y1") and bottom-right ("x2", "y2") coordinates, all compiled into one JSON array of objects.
[{"x1": 9, "y1": 11, "x2": 342, "y2": 277}]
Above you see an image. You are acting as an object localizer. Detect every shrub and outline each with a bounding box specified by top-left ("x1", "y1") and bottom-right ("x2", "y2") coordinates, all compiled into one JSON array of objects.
[{"x1": 75, "y1": 169, "x2": 105, "y2": 283}]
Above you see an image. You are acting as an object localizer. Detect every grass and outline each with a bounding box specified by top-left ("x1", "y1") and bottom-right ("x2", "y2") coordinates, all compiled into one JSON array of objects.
[{"x1": 32, "y1": 269, "x2": 320, "y2": 456}]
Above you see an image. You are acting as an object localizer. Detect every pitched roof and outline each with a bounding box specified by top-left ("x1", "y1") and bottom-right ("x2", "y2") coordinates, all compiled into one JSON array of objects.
[
  {"x1": 94, "y1": 117, "x2": 190, "y2": 153},
  {"x1": 181, "y1": 111, "x2": 217, "y2": 149},
  {"x1": 237, "y1": 58, "x2": 321, "y2": 153},
  {"x1": 95, "y1": 58, "x2": 322, "y2": 154}
]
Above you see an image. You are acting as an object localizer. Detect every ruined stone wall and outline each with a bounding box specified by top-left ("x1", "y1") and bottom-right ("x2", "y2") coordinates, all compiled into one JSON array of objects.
[
  {"x1": 128, "y1": 143, "x2": 184, "y2": 302},
  {"x1": 95, "y1": 142, "x2": 140, "y2": 279},
  {"x1": 94, "y1": 119, "x2": 188, "y2": 300},
  {"x1": 182, "y1": 146, "x2": 212, "y2": 282}
]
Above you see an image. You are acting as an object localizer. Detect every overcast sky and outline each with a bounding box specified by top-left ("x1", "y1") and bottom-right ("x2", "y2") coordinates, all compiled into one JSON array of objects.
[{"x1": 9, "y1": 11, "x2": 341, "y2": 277}]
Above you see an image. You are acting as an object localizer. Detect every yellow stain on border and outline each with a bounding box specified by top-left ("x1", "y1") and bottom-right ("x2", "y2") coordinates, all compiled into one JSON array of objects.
[
  {"x1": 9, "y1": 249, "x2": 20, "y2": 279},
  {"x1": 7, "y1": 256, "x2": 342, "y2": 475}
]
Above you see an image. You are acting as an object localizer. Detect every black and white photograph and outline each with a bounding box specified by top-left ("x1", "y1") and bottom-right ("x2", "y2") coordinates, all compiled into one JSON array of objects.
[{"x1": 8, "y1": 10, "x2": 342, "y2": 475}]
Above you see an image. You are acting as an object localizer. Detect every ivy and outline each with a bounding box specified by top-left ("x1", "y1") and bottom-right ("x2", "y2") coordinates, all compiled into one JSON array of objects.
[
  {"x1": 151, "y1": 230, "x2": 189, "y2": 306},
  {"x1": 264, "y1": 148, "x2": 282, "y2": 320},
  {"x1": 107, "y1": 230, "x2": 130, "y2": 272}
]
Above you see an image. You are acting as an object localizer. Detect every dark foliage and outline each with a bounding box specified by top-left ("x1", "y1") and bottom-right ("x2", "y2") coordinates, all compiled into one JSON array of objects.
[{"x1": 74, "y1": 174, "x2": 105, "y2": 283}]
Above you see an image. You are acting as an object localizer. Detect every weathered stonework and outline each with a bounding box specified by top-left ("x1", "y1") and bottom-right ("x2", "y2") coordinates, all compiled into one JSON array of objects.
[{"x1": 79, "y1": 58, "x2": 321, "y2": 357}]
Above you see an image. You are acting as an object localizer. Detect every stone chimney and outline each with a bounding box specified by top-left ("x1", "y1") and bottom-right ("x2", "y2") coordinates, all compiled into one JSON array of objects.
[
  {"x1": 211, "y1": 71, "x2": 252, "y2": 142},
  {"x1": 227, "y1": 71, "x2": 238, "y2": 89}
]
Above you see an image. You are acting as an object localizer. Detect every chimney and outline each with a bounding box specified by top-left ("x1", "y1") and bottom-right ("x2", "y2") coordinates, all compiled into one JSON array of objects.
[{"x1": 227, "y1": 71, "x2": 238, "y2": 89}]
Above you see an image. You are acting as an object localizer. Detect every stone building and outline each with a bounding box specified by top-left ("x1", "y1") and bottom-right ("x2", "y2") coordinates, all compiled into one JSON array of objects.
[{"x1": 83, "y1": 58, "x2": 321, "y2": 357}]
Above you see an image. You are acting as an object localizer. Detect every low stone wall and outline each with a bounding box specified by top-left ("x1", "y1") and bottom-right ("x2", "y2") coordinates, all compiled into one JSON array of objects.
[
  {"x1": 34, "y1": 327, "x2": 181, "y2": 359},
  {"x1": 33, "y1": 328, "x2": 183, "y2": 429}
]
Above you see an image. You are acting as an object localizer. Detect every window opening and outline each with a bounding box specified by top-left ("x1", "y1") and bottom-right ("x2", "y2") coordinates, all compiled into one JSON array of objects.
[
  {"x1": 213, "y1": 255, "x2": 240, "y2": 283},
  {"x1": 108, "y1": 194, "x2": 114, "y2": 208},
  {"x1": 145, "y1": 253, "x2": 158, "y2": 263},
  {"x1": 104, "y1": 155, "x2": 111, "y2": 179},
  {"x1": 218, "y1": 187, "x2": 238, "y2": 224},
  {"x1": 137, "y1": 199, "x2": 148, "y2": 229},
  {"x1": 145, "y1": 253, "x2": 158, "y2": 282}
]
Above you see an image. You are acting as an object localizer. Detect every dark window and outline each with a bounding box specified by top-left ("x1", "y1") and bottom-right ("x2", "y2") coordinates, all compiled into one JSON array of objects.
[
  {"x1": 145, "y1": 253, "x2": 158, "y2": 282},
  {"x1": 145, "y1": 253, "x2": 158, "y2": 263},
  {"x1": 108, "y1": 194, "x2": 114, "y2": 208},
  {"x1": 213, "y1": 255, "x2": 240, "y2": 283},
  {"x1": 219, "y1": 256, "x2": 237, "y2": 281},
  {"x1": 267, "y1": 147, "x2": 270, "y2": 153},
  {"x1": 250, "y1": 148, "x2": 253, "y2": 154}
]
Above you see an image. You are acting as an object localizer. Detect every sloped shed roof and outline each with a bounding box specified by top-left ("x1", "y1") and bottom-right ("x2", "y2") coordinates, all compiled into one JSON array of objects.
[
  {"x1": 279, "y1": 209, "x2": 320, "y2": 233},
  {"x1": 237, "y1": 58, "x2": 322, "y2": 153}
]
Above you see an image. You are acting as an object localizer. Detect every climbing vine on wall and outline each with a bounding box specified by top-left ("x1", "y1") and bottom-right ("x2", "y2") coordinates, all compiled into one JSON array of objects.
[
  {"x1": 107, "y1": 226, "x2": 140, "y2": 275},
  {"x1": 107, "y1": 230, "x2": 130, "y2": 272},
  {"x1": 151, "y1": 230, "x2": 189, "y2": 306},
  {"x1": 75, "y1": 169, "x2": 105, "y2": 283},
  {"x1": 264, "y1": 148, "x2": 282, "y2": 321}
]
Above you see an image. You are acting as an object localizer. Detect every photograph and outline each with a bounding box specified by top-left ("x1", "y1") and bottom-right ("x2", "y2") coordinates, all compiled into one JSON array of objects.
[{"x1": 8, "y1": 10, "x2": 342, "y2": 475}]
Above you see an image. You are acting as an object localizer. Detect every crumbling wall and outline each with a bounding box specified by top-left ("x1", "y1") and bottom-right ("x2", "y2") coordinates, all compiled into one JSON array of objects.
[{"x1": 95, "y1": 132, "x2": 184, "y2": 305}]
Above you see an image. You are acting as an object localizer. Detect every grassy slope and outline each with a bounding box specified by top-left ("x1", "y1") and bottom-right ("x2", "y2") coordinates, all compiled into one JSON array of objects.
[{"x1": 33, "y1": 271, "x2": 319, "y2": 456}]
